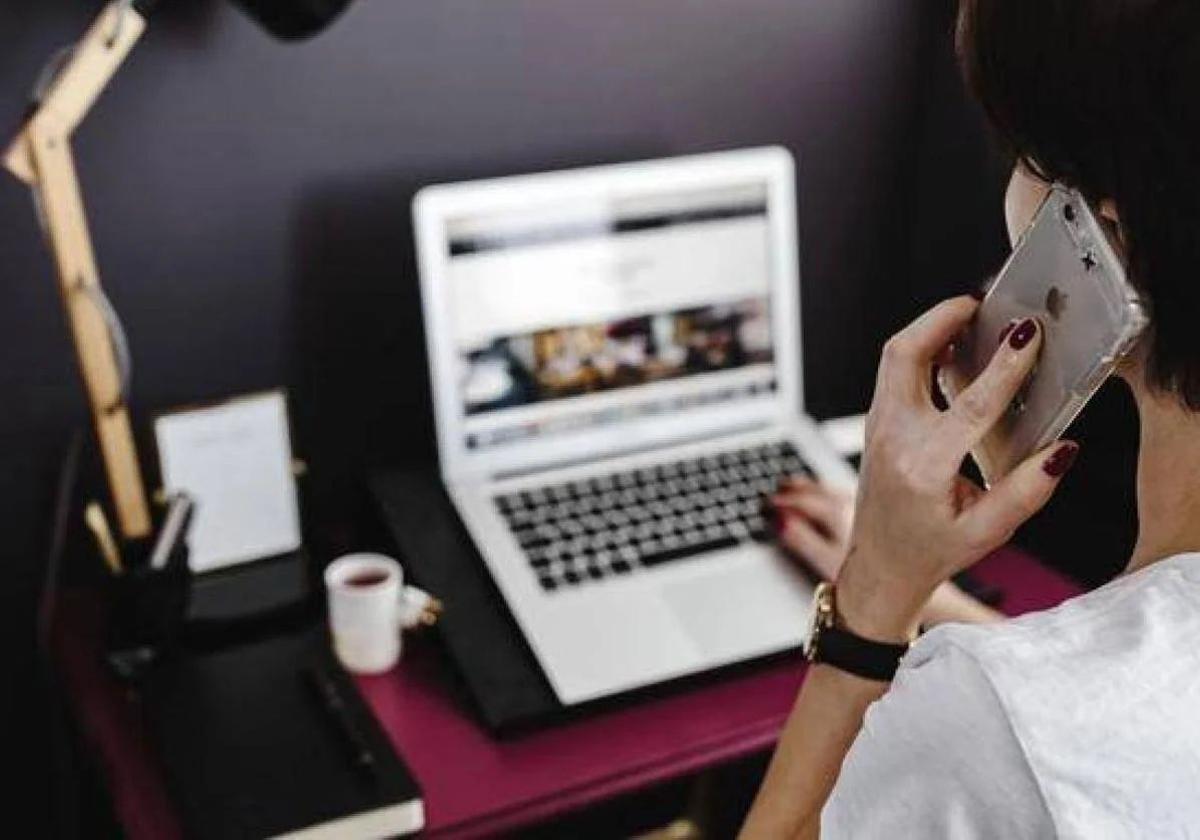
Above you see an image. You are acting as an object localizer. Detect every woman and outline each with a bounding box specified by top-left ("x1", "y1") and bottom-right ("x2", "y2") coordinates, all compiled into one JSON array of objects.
[{"x1": 741, "y1": 0, "x2": 1200, "y2": 836}]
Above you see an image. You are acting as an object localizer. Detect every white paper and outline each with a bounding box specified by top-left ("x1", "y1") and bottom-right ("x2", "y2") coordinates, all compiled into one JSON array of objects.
[{"x1": 155, "y1": 392, "x2": 302, "y2": 573}]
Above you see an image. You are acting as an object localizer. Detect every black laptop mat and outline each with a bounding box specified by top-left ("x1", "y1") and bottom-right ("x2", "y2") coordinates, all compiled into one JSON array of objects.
[{"x1": 371, "y1": 469, "x2": 561, "y2": 731}]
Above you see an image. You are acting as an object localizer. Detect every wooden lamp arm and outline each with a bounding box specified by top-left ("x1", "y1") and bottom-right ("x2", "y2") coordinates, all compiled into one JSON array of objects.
[
  {"x1": 6, "y1": 1, "x2": 152, "y2": 539},
  {"x1": 6, "y1": 3, "x2": 146, "y2": 184}
]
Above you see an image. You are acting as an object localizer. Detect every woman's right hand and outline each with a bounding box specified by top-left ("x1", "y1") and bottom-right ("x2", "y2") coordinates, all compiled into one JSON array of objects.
[{"x1": 832, "y1": 296, "x2": 1079, "y2": 642}]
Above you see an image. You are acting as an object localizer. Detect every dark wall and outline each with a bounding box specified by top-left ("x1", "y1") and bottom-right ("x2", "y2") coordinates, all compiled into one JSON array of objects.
[{"x1": 3, "y1": 0, "x2": 932, "y2": 829}]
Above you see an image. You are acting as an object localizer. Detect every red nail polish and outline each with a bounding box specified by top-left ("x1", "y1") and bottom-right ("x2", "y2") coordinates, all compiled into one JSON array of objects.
[
  {"x1": 998, "y1": 321, "x2": 1016, "y2": 346},
  {"x1": 762, "y1": 499, "x2": 781, "y2": 531},
  {"x1": 1042, "y1": 442, "x2": 1079, "y2": 477},
  {"x1": 1009, "y1": 318, "x2": 1038, "y2": 350}
]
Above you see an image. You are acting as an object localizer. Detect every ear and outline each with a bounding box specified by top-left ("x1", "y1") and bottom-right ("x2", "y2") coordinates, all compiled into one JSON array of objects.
[
  {"x1": 1099, "y1": 199, "x2": 1120, "y2": 225},
  {"x1": 1098, "y1": 199, "x2": 1127, "y2": 250}
]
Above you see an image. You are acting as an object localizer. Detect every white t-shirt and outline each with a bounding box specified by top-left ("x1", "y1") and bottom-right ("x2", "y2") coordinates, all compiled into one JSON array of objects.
[{"x1": 822, "y1": 552, "x2": 1200, "y2": 839}]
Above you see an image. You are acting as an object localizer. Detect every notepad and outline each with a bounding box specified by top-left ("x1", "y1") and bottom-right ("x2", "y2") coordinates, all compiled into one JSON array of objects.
[{"x1": 155, "y1": 391, "x2": 302, "y2": 573}]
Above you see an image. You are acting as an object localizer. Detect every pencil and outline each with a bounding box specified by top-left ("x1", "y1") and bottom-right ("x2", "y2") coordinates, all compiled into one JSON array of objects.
[{"x1": 85, "y1": 502, "x2": 123, "y2": 576}]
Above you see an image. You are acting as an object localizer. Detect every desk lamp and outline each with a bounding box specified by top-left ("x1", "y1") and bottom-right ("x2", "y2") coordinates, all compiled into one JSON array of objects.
[{"x1": 5, "y1": 0, "x2": 356, "y2": 540}]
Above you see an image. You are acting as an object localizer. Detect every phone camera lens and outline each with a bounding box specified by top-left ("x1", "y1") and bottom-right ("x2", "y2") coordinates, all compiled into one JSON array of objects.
[{"x1": 1063, "y1": 204, "x2": 1077, "y2": 223}]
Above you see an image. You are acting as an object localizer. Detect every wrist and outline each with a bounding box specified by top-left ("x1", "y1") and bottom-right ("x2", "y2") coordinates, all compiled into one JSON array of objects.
[{"x1": 834, "y1": 555, "x2": 928, "y2": 644}]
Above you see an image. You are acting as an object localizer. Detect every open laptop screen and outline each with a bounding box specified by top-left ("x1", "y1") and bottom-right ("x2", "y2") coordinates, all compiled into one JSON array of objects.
[{"x1": 444, "y1": 183, "x2": 777, "y2": 453}]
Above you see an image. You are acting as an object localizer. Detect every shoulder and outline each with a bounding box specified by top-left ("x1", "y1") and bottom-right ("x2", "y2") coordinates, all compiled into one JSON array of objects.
[
  {"x1": 912, "y1": 551, "x2": 1200, "y2": 721},
  {"x1": 825, "y1": 553, "x2": 1200, "y2": 838},
  {"x1": 822, "y1": 638, "x2": 1052, "y2": 838},
  {"x1": 919, "y1": 554, "x2": 1200, "y2": 835}
]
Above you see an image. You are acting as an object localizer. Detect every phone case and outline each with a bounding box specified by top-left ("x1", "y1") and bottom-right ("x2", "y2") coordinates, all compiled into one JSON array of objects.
[{"x1": 940, "y1": 185, "x2": 1147, "y2": 486}]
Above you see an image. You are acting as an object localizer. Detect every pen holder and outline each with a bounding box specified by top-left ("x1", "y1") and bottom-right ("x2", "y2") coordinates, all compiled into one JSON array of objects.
[{"x1": 105, "y1": 537, "x2": 192, "y2": 681}]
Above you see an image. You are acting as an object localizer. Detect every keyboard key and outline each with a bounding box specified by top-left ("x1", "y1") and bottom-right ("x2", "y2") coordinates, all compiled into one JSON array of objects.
[
  {"x1": 605, "y1": 509, "x2": 631, "y2": 527},
  {"x1": 640, "y1": 534, "x2": 739, "y2": 567},
  {"x1": 746, "y1": 515, "x2": 771, "y2": 542},
  {"x1": 513, "y1": 529, "x2": 548, "y2": 550},
  {"x1": 527, "y1": 548, "x2": 552, "y2": 569},
  {"x1": 704, "y1": 524, "x2": 730, "y2": 541}
]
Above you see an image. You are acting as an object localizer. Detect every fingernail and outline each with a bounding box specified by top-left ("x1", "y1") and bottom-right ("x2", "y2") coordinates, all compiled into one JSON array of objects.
[
  {"x1": 998, "y1": 320, "x2": 1016, "y2": 346},
  {"x1": 771, "y1": 509, "x2": 786, "y2": 536},
  {"x1": 1009, "y1": 318, "x2": 1038, "y2": 350},
  {"x1": 1042, "y1": 442, "x2": 1080, "y2": 477},
  {"x1": 762, "y1": 499, "x2": 782, "y2": 532},
  {"x1": 935, "y1": 343, "x2": 956, "y2": 366}
]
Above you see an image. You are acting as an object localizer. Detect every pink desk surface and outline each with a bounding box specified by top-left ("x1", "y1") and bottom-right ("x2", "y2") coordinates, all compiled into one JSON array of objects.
[{"x1": 55, "y1": 547, "x2": 1079, "y2": 839}]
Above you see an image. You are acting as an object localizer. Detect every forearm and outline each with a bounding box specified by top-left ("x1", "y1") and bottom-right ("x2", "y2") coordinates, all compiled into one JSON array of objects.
[
  {"x1": 741, "y1": 573, "x2": 997, "y2": 838},
  {"x1": 739, "y1": 665, "x2": 887, "y2": 840}
]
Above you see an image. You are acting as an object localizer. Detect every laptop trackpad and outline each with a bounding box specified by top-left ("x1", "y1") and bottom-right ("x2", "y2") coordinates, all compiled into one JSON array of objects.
[{"x1": 661, "y1": 565, "x2": 812, "y2": 661}]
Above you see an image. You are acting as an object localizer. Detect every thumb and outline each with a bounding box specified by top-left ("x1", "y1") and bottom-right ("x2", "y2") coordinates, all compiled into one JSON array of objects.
[{"x1": 959, "y1": 440, "x2": 1080, "y2": 553}]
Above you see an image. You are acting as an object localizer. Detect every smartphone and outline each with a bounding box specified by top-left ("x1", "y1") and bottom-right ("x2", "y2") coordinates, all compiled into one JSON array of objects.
[{"x1": 940, "y1": 185, "x2": 1148, "y2": 486}]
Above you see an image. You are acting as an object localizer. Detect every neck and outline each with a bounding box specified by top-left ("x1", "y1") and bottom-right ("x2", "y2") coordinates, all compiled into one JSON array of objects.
[{"x1": 1128, "y1": 381, "x2": 1200, "y2": 573}]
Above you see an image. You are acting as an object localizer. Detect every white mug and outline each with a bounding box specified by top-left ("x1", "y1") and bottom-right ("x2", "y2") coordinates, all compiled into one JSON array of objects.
[{"x1": 324, "y1": 553, "x2": 408, "y2": 674}]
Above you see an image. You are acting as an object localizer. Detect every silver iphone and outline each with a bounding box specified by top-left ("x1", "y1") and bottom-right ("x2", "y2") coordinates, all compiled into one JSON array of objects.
[{"x1": 940, "y1": 185, "x2": 1148, "y2": 485}]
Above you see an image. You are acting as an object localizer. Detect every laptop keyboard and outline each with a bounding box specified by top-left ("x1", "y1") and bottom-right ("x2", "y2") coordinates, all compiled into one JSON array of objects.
[{"x1": 494, "y1": 441, "x2": 811, "y2": 592}]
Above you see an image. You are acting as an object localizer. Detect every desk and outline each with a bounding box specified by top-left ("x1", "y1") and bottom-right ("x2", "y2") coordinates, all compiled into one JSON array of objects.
[{"x1": 54, "y1": 547, "x2": 1079, "y2": 839}]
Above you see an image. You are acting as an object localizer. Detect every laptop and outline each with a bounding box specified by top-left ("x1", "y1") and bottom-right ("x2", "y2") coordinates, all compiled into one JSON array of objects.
[{"x1": 412, "y1": 147, "x2": 857, "y2": 706}]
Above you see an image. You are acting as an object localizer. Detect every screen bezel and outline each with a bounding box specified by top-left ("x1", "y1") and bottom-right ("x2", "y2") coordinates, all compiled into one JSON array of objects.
[{"x1": 413, "y1": 147, "x2": 803, "y2": 481}]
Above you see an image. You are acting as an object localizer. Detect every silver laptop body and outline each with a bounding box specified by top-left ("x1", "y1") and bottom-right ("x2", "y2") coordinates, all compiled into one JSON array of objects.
[{"x1": 413, "y1": 148, "x2": 856, "y2": 705}]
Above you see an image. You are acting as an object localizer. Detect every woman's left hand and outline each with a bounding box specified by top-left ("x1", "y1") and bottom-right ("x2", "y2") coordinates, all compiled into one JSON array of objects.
[
  {"x1": 768, "y1": 475, "x2": 1005, "y2": 629},
  {"x1": 768, "y1": 477, "x2": 855, "y2": 581}
]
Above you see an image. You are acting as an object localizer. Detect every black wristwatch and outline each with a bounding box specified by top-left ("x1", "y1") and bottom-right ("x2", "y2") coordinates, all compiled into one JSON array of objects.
[{"x1": 803, "y1": 582, "x2": 911, "y2": 682}]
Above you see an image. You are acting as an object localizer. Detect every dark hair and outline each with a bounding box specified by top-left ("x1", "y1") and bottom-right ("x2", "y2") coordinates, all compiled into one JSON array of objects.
[{"x1": 958, "y1": 0, "x2": 1200, "y2": 408}]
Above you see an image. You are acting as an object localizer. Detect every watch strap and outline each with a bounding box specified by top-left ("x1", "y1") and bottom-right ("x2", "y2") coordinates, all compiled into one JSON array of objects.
[{"x1": 812, "y1": 623, "x2": 909, "y2": 682}]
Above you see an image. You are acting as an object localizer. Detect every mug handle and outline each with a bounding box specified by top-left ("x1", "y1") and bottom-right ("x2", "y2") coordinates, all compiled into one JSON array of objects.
[{"x1": 396, "y1": 584, "x2": 441, "y2": 630}]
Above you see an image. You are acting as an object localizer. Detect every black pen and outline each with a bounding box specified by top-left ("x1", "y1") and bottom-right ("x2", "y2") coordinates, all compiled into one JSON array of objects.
[{"x1": 301, "y1": 662, "x2": 378, "y2": 781}]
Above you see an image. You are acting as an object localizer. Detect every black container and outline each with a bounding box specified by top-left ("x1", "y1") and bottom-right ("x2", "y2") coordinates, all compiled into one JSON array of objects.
[{"x1": 106, "y1": 537, "x2": 191, "y2": 680}]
